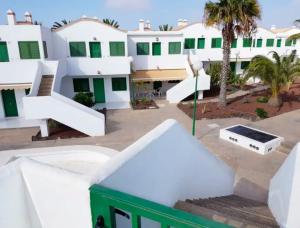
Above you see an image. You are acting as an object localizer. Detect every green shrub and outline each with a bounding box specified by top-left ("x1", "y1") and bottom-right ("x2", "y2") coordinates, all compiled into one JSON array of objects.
[
  {"x1": 256, "y1": 96, "x2": 269, "y2": 103},
  {"x1": 73, "y1": 92, "x2": 94, "y2": 107},
  {"x1": 255, "y1": 108, "x2": 268, "y2": 119}
]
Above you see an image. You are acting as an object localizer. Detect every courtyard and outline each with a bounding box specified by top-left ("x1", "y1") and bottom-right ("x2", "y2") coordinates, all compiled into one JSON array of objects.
[{"x1": 1, "y1": 100, "x2": 299, "y2": 203}]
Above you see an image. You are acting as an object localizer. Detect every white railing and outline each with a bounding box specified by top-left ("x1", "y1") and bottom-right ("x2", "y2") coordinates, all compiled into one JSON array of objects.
[
  {"x1": 23, "y1": 93, "x2": 105, "y2": 136},
  {"x1": 27, "y1": 62, "x2": 43, "y2": 97},
  {"x1": 166, "y1": 69, "x2": 210, "y2": 104}
]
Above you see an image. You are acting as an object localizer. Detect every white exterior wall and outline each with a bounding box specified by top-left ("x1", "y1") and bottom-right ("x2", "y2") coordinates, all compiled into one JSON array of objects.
[
  {"x1": 128, "y1": 33, "x2": 186, "y2": 70},
  {"x1": 60, "y1": 75, "x2": 130, "y2": 104}
]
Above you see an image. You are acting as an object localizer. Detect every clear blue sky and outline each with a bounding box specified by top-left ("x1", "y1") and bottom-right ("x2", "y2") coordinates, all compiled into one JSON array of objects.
[{"x1": 0, "y1": 0, "x2": 299, "y2": 30}]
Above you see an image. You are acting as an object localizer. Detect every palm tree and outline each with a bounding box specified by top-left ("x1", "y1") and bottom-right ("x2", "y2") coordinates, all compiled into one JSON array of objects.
[
  {"x1": 51, "y1": 19, "x2": 70, "y2": 30},
  {"x1": 204, "y1": 0, "x2": 261, "y2": 107},
  {"x1": 159, "y1": 24, "x2": 173, "y2": 31},
  {"x1": 288, "y1": 19, "x2": 300, "y2": 40},
  {"x1": 102, "y1": 18, "x2": 119, "y2": 28},
  {"x1": 245, "y1": 50, "x2": 300, "y2": 107}
]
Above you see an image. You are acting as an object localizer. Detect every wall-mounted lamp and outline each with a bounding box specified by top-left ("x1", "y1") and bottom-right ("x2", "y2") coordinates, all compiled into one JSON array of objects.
[
  {"x1": 93, "y1": 37, "x2": 97, "y2": 41},
  {"x1": 156, "y1": 37, "x2": 159, "y2": 42},
  {"x1": 97, "y1": 70, "x2": 101, "y2": 75}
]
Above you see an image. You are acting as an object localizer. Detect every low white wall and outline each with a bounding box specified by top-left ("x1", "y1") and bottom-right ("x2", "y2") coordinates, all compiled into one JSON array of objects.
[
  {"x1": 269, "y1": 143, "x2": 300, "y2": 228},
  {"x1": 100, "y1": 119, "x2": 234, "y2": 207},
  {"x1": 23, "y1": 92, "x2": 105, "y2": 136}
]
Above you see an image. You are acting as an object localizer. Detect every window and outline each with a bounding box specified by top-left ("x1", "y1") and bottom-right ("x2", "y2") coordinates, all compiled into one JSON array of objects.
[
  {"x1": 69, "y1": 42, "x2": 86, "y2": 57},
  {"x1": 184, "y1": 38, "x2": 195, "y2": 49},
  {"x1": 73, "y1": 78, "x2": 90, "y2": 92},
  {"x1": 285, "y1": 39, "x2": 292, "y2": 47},
  {"x1": 137, "y1": 42, "x2": 149, "y2": 55},
  {"x1": 110, "y1": 42, "x2": 125, "y2": 56},
  {"x1": 112, "y1": 77, "x2": 127, "y2": 91},
  {"x1": 276, "y1": 39, "x2": 282, "y2": 48},
  {"x1": 266, "y1": 39, "x2": 274, "y2": 47},
  {"x1": 152, "y1": 42, "x2": 161, "y2": 56},
  {"x1": 256, "y1": 39, "x2": 263, "y2": 48},
  {"x1": 168, "y1": 42, "x2": 181, "y2": 54},
  {"x1": 18, "y1": 41, "x2": 40, "y2": 59},
  {"x1": 197, "y1": 38, "x2": 205, "y2": 49},
  {"x1": 293, "y1": 39, "x2": 297, "y2": 45},
  {"x1": 89, "y1": 42, "x2": 101, "y2": 58},
  {"x1": 43, "y1": 41, "x2": 48, "y2": 58},
  {"x1": 241, "y1": 61, "x2": 250, "y2": 70},
  {"x1": 0, "y1": 42, "x2": 9, "y2": 62},
  {"x1": 231, "y1": 39, "x2": 237, "y2": 48},
  {"x1": 25, "y1": 88, "x2": 30, "y2": 95},
  {"x1": 243, "y1": 38, "x2": 252, "y2": 48},
  {"x1": 211, "y1": 38, "x2": 222, "y2": 48},
  {"x1": 230, "y1": 62, "x2": 236, "y2": 72}
]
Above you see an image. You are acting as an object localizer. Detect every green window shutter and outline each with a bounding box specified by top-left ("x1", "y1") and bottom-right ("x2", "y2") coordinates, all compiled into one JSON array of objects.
[
  {"x1": 230, "y1": 62, "x2": 236, "y2": 72},
  {"x1": 184, "y1": 38, "x2": 195, "y2": 49},
  {"x1": 276, "y1": 39, "x2": 282, "y2": 47},
  {"x1": 152, "y1": 42, "x2": 161, "y2": 56},
  {"x1": 43, "y1": 41, "x2": 48, "y2": 58},
  {"x1": 211, "y1": 38, "x2": 222, "y2": 48},
  {"x1": 19, "y1": 41, "x2": 40, "y2": 59},
  {"x1": 285, "y1": 39, "x2": 292, "y2": 47},
  {"x1": 137, "y1": 42, "x2": 149, "y2": 55},
  {"x1": 241, "y1": 61, "x2": 250, "y2": 70},
  {"x1": 293, "y1": 39, "x2": 297, "y2": 45},
  {"x1": 89, "y1": 42, "x2": 102, "y2": 58},
  {"x1": 197, "y1": 38, "x2": 205, "y2": 49},
  {"x1": 73, "y1": 78, "x2": 90, "y2": 92},
  {"x1": 231, "y1": 39, "x2": 237, "y2": 48},
  {"x1": 69, "y1": 42, "x2": 86, "y2": 57},
  {"x1": 256, "y1": 39, "x2": 263, "y2": 48},
  {"x1": 243, "y1": 38, "x2": 252, "y2": 47},
  {"x1": 266, "y1": 39, "x2": 274, "y2": 47},
  {"x1": 112, "y1": 77, "x2": 127, "y2": 91},
  {"x1": 0, "y1": 42, "x2": 9, "y2": 62},
  {"x1": 110, "y1": 42, "x2": 125, "y2": 56},
  {"x1": 168, "y1": 42, "x2": 181, "y2": 54}
]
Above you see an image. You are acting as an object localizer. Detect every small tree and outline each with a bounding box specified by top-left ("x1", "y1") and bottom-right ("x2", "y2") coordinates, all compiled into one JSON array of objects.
[
  {"x1": 102, "y1": 18, "x2": 120, "y2": 28},
  {"x1": 246, "y1": 51, "x2": 300, "y2": 107},
  {"x1": 158, "y1": 24, "x2": 173, "y2": 31}
]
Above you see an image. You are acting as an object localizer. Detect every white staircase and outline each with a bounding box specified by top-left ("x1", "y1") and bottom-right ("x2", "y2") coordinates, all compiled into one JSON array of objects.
[{"x1": 166, "y1": 69, "x2": 210, "y2": 103}]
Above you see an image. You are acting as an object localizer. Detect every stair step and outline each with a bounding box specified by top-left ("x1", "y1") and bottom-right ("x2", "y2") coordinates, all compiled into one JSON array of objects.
[{"x1": 37, "y1": 75, "x2": 54, "y2": 97}]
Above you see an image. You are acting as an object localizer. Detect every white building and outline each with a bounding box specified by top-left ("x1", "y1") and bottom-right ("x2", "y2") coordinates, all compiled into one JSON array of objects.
[{"x1": 0, "y1": 10, "x2": 299, "y2": 136}]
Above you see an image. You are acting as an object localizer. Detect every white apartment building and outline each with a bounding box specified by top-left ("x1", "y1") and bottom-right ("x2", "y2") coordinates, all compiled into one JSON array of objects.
[{"x1": 0, "y1": 10, "x2": 299, "y2": 136}]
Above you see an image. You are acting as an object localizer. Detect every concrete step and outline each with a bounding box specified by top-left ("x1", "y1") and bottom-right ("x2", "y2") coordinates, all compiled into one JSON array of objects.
[{"x1": 37, "y1": 75, "x2": 54, "y2": 97}]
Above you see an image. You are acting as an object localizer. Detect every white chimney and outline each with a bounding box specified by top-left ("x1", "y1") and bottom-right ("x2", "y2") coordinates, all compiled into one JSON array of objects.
[
  {"x1": 139, "y1": 19, "x2": 145, "y2": 31},
  {"x1": 177, "y1": 19, "x2": 188, "y2": 27},
  {"x1": 146, "y1": 20, "x2": 151, "y2": 30},
  {"x1": 182, "y1": 19, "x2": 188, "y2": 27},
  {"x1": 24, "y1": 11, "x2": 32, "y2": 24},
  {"x1": 7, "y1": 9, "x2": 16, "y2": 25},
  {"x1": 177, "y1": 19, "x2": 184, "y2": 27},
  {"x1": 271, "y1": 25, "x2": 276, "y2": 30}
]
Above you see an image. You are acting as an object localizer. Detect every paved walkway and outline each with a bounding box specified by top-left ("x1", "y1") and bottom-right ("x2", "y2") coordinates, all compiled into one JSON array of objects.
[{"x1": 0, "y1": 100, "x2": 299, "y2": 203}]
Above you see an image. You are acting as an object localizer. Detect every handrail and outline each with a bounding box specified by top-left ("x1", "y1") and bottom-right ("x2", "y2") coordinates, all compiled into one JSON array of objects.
[{"x1": 90, "y1": 185, "x2": 232, "y2": 228}]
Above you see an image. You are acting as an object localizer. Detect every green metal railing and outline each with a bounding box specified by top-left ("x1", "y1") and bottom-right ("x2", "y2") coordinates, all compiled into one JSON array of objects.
[{"x1": 90, "y1": 185, "x2": 232, "y2": 228}]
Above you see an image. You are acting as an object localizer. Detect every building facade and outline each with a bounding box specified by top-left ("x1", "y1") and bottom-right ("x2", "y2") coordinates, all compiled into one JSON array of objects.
[{"x1": 0, "y1": 10, "x2": 299, "y2": 136}]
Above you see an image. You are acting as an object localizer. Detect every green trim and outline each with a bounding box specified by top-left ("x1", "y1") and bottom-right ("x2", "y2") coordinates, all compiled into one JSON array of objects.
[
  {"x1": 110, "y1": 42, "x2": 125, "y2": 56},
  {"x1": 211, "y1": 38, "x2": 222, "y2": 48},
  {"x1": 1, "y1": 89, "x2": 18, "y2": 117},
  {"x1": 137, "y1": 42, "x2": 149, "y2": 55},
  {"x1": 18, "y1": 41, "x2": 40, "y2": 59},
  {"x1": 243, "y1": 38, "x2": 252, "y2": 48},
  {"x1": 69, "y1": 42, "x2": 86, "y2": 57},
  {"x1": 89, "y1": 42, "x2": 102, "y2": 58},
  {"x1": 93, "y1": 78, "x2": 105, "y2": 103},
  {"x1": 266, "y1": 39, "x2": 274, "y2": 47},
  {"x1": 0, "y1": 42, "x2": 9, "y2": 62},
  {"x1": 184, "y1": 38, "x2": 195, "y2": 49},
  {"x1": 73, "y1": 78, "x2": 90, "y2": 92},
  {"x1": 90, "y1": 185, "x2": 232, "y2": 228},
  {"x1": 112, "y1": 77, "x2": 127, "y2": 91},
  {"x1": 169, "y1": 42, "x2": 181, "y2": 54},
  {"x1": 152, "y1": 42, "x2": 161, "y2": 56},
  {"x1": 197, "y1": 38, "x2": 205, "y2": 49},
  {"x1": 231, "y1": 39, "x2": 237, "y2": 48},
  {"x1": 256, "y1": 39, "x2": 263, "y2": 48}
]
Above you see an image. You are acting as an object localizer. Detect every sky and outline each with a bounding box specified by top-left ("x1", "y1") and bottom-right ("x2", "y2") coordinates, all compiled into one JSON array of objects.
[{"x1": 0, "y1": 0, "x2": 299, "y2": 30}]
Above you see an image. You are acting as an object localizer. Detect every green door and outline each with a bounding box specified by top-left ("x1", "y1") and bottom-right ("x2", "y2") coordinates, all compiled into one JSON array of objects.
[
  {"x1": 89, "y1": 42, "x2": 101, "y2": 58},
  {"x1": 93, "y1": 78, "x2": 106, "y2": 103},
  {"x1": 152, "y1": 42, "x2": 161, "y2": 56},
  {"x1": 1, "y1": 90, "x2": 18, "y2": 117}
]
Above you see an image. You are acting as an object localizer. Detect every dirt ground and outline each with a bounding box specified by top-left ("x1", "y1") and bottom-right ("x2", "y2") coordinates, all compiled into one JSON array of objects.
[{"x1": 178, "y1": 81, "x2": 300, "y2": 120}]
